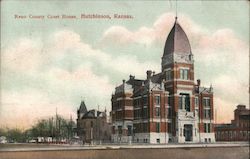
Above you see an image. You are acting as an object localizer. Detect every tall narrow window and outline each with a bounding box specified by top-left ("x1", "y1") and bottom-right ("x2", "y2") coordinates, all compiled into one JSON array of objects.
[
  {"x1": 168, "y1": 107, "x2": 172, "y2": 118},
  {"x1": 185, "y1": 96, "x2": 190, "y2": 112},
  {"x1": 168, "y1": 96, "x2": 171, "y2": 106},
  {"x1": 178, "y1": 97, "x2": 183, "y2": 109},
  {"x1": 143, "y1": 123, "x2": 148, "y2": 132},
  {"x1": 118, "y1": 126, "x2": 122, "y2": 135},
  {"x1": 166, "y1": 70, "x2": 171, "y2": 80},
  {"x1": 143, "y1": 108, "x2": 148, "y2": 118},
  {"x1": 127, "y1": 125, "x2": 132, "y2": 136},
  {"x1": 180, "y1": 69, "x2": 189, "y2": 80},
  {"x1": 143, "y1": 96, "x2": 148, "y2": 105},
  {"x1": 204, "y1": 110, "x2": 211, "y2": 118},
  {"x1": 203, "y1": 98, "x2": 211, "y2": 107},
  {"x1": 156, "y1": 123, "x2": 160, "y2": 133},
  {"x1": 168, "y1": 123, "x2": 172, "y2": 133},
  {"x1": 179, "y1": 93, "x2": 190, "y2": 112},
  {"x1": 155, "y1": 96, "x2": 161, "y2": 105},
  {"x1": 195, "y1": 97, "x2": 199, "y2": 107},
  {"x1": 155, "y1": 107, "x2": 160, "y2": 117},
  {"x1": 204, "y1": 123, "x2": 211, "y2": 133}
]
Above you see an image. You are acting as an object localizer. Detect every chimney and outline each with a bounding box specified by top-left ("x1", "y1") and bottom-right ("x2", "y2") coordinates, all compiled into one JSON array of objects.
[
  {"x1": 122, "y1": 79, "x2": 125, "y2": 84},
  {"x1": 129, "y1": 75, "x2": 135, "y2": 80},
  {"x1": 197, "y1": 79, "x2": 201, "y2": 86},
  {"x1": 152, "y1": 71, "x2": 155, "y2": 76},
  {"x1": 146, "y1": 70, "x2": 152, "y2": 80},
  {"x1": 209, "y1": 84, "x2": 213, "y2": 92}
]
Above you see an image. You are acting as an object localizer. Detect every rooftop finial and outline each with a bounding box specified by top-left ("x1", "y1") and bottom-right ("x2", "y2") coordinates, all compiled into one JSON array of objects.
[{"x1": 175, "y1": 0, "x2": 178, "y2": 20}]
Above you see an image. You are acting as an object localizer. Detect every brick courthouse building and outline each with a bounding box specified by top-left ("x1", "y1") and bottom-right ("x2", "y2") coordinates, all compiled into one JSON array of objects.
[{"x1": 111, "y1": 18, "x2": 215, "y2": 144}]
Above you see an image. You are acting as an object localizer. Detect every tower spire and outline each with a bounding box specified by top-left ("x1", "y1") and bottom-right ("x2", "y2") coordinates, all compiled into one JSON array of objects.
[{"x1": 175, "y1": 0, "x2": 178, "y2": 20}]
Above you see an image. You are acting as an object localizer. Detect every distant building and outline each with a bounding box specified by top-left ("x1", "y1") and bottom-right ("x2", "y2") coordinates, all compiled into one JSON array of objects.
[
  {"x1": 76, "y1": 101, "x2": 111, "y2": 144},
  {"x1": 111, "y1": 17, "x2": 215, "y2": 144},
  {"x1": 215, "y1": 105, "x2": 250, "y2": 141}
]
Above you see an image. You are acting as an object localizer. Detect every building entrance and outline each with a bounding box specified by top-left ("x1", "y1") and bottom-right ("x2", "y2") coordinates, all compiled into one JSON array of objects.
[{"x1": 184, "y1": 124, "x2": 193, "y2": 141}]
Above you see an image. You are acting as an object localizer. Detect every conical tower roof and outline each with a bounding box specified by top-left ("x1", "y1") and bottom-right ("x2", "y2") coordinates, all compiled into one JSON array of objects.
[
  {"x1": 78, "y1": 100, "x2": 87, "y2": 114},
  {"x1": 163, "y1": 18, "x2": 192, "y2": 56}
]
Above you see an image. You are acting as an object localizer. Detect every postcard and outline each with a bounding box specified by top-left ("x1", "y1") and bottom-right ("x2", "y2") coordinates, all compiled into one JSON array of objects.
[{"x1": 0, "y1": 1, "x2": 249, "y2": 159}]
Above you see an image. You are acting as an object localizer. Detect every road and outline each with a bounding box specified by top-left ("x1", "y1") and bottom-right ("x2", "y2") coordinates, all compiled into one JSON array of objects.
[{"x1": 0, "y1": 142, "x2": 249, "y2": 159}]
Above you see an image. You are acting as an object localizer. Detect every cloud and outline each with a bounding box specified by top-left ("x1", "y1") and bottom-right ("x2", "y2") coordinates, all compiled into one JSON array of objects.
[
  {"x1": 1, "y1": 29, "x2": 160, "y2": 128},
  {"x1": 100, "y1": 12, "x2": 249, "y2": 123},
  {"x1": 48, "y1": 30, "x2": 160, "y2": 77},
  {"x1": 2, "y1": 38, "x2": 43, "y2": 73},
  {"x1": 100, "y1": 13, "x2": 203, "y2": 47},
  {"x1": 1, "y1": 12, "x2": 248, "y2": 128}
]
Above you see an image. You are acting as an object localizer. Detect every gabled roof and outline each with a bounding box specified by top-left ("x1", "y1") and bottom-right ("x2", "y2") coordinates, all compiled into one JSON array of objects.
[
  {"x1": 163, "y1": 18, "x2": 192, "y2": 56},
  {"x1": 78, "y1": 100, "x2": 87, "y2": 114},
  {"x1": 150, "y1": 73, "x2": 163, "y2": 84},
  {"x1": 82, "y1": 109, "x2": 106, "y2": 119}
]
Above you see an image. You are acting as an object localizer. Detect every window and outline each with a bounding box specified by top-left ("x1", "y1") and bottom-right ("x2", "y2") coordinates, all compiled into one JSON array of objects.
[
  {"x1": 166, "y1": 70, "x2": 171, "y2": 80},
  {"x1": 127, "y1": 125, "x2": 132, "y2": 136},
  {"x1": 134, "y1": 99, "x2": 141, "y2": 107},
  {"x1": 155, "y1": 107, "x2": 161, "y2": 117},
  {"x1": 195, "y1": 97, "x2": 199, "y2": 107},
  {"x1": 112, "y1": 126, "x2": 115, "y2": 134},
  {"x1": 156, "y1": 123, "x2": 160, "y2": 133},
  {"x1": 178, "y1": 96, "x2": 183, "y2": 109},
  {"x1": 204, "y1": 123, "x2": 211, "y2": 133},
  {"x1": 134, "y1": 109, "x2": 141, "y2": 119},
  {"x1": 179, "y1": 94, "x2": 190, "y2": 111},
  {"x1": 143, "y1": 96, "x2": 148, "y2": 105},
  {"x1": 118, "y1": 126, "x2": 122, "y2": 135},
  {"x1": 203, "y1": 98, "x2": 210, "y2": 107},
  {"x1": 133, "y1": 124, "x2": 138, "y2": 133},
  {"x1": 143, "y1": 123, "x2": 148, "y2": 132},
  {"x1": 157, "y1": 138, "x2": 160, "y2": 143},
  {"x1": 155, "y1": 96, "x2": 161, "y2": 105},
  {"x1": 168, "y1": 107, "x2": 172, "y2": 118},
  {"x1": 143, "y1": 108, "x2": 148, "y2": 118},
  {"x1": 180, "y1": 69, "x2": 189, "y2": 80},
  {"x1": 168, "y1": 123, "x2": 172, "y2": 133},
  {"x1": 204, "y1": 110, "x2": 211, "y2": 118},
  {"x1": 117, "y1": 101, "x2": 122, "y2": 109},
  {"x1": 168, "y1": 96, "x2": 171, "y2": 106}
]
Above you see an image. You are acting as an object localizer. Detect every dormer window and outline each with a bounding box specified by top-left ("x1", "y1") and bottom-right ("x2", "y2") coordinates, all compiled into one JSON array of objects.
[{"x1": 180, "y1": 69, "x2": 189, "y2": 80}]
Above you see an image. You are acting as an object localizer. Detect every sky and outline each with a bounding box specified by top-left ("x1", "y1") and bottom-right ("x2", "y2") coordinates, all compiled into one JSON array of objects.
[{"x1": 0, "y1": 0, "x2": 249, "y2": 129}]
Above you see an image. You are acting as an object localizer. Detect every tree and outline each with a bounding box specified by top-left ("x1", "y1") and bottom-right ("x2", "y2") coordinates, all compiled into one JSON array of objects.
[
  {"x1": 28, "y1": 115, "x2": 76, "y2": 142},
  {"x1": 6, "y1": 128, "x2": 25, "y2": 143}
]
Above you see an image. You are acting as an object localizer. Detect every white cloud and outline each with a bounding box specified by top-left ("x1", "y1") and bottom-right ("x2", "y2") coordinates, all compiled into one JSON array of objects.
[
  {"x1": 100, "y1": 12, "x2": 249, "y2": 123},
  {"x1": 1, "y1": 29, "x2": 160, "y2": 128},
  {"x1": 1, "y1": 12, "x2": 248, "y2": 128},
  {"x1": 100, "y1": 13, "x2": 204, "y2": 47},
  {"x1": 2, "y1": 38, "x2": 43, "y2": 73},
  {"x1": 48, "y1": 30, "x2": 160, "y2": 77}
]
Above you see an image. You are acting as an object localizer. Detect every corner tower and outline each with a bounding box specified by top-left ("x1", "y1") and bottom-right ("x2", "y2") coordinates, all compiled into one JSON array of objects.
[
  {"x1": 162, "y1": 17, "x2": 193, "y2": 71},
  {"x1": 162, "y1": 18, "x2": 198, "y2": 143}
]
